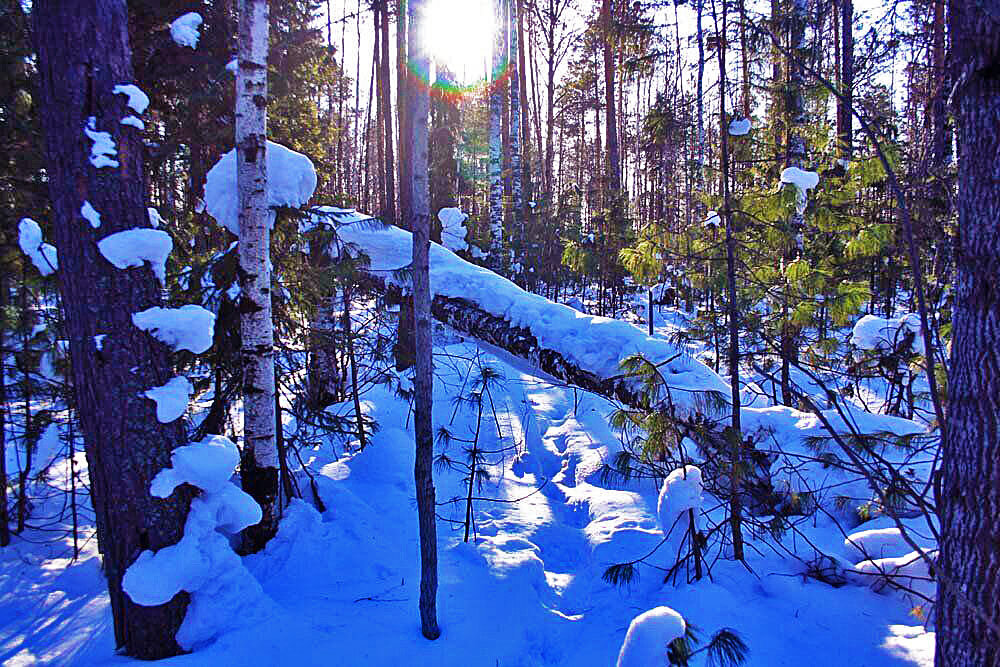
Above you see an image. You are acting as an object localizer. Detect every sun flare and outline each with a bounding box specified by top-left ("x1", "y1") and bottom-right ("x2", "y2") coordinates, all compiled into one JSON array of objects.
[{"x1": 421, "y1": 0, "x2": 496, "y2": 87}]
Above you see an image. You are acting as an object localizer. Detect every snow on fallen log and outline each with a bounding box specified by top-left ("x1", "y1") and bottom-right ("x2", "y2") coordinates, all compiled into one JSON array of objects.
[
  {"x1": 320, "y1": 208, "x2": 730, "y2": 418},
  {"x1": 312, "y1": 208, "x2": 929, "y2": 509}
]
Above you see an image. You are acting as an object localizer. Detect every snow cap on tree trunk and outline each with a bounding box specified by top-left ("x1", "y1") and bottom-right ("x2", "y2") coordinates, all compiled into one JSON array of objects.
[
  {"x1": 170, "y1": 12, "x2": 203, "y2": 49},
  {"x1": 18, "y1": 218, "x2": 58, "y2": 276},
  {"x1": 204, "y1": 141, "x2": 318, "y2": 236}
]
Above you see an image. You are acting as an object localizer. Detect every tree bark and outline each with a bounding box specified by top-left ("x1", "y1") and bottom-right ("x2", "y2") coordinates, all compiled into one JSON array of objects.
[
  {"x1": 837, "y1": 0, "x2": 854, "y2": 159},
  {"x1": 601, "y1": 0, "x2": 621, "y2": 194},
  {"x1": 489, "y1": 0, "x2": 506, "y2": 265},
  {"x1": 407, "y1": 0, "x2": 441, "y2": 641},
  {"x1": 379, "y1": 0, "x2": 396, "y2": 223},
  {"x1": 509, "y1": 0, "x2": 524, "y2": 237},
  {"x1": 236, "y1": 0, "x2": 278, "y2": 554},
  {"x1": 935, "y1": 1, "x2": 1000, "y2": 663},
  {"x1": 33, "y1": 0, "x2": 191, "y2": 657}
]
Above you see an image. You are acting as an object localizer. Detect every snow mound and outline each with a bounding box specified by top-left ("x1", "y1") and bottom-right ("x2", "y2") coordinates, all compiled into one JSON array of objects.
[
  {"x1": 112, "y1": 84, "x2": 149, "y2": 114},
  {"x1": 98, "y1": 228, "x2": 173, "y2": 284},
  {"x1": 853, "y1": 549, "x2": 936, "y2": 601},
  {"x1": 617, "y1": 606, "x2": 687, "y2": 667},
  {"x1": 657, "y1": 465, "x2": 703, "y2": 535},
  {"x1": 728, "y1": 118, "x2": 752, "y2": 136},
  {"x1": 18, "y1": 218, "x2": 58, "y2": 276},
  {"x1": 204, "y1": 141, "x2": 318, "y2": 235},
  {"x1": 143, "y1": 376, "x2": 193, "y2": 423},
  {"x1": 850, "y1": 313, "x2": 925, "y2": 356},
  {"x1": 123, "y1": 434, "x2": 266, "y2": 649},
  {"x1": 132, "y1": 305, "x2": 215, "y2": 354},
  {"x1": 80, "y1": 201, "x2": 101, "y2": 228},
  {"x1": 84, "y1": 117, "x2": 118, "y2": 169},
  {"x1": 438, "y1": 207, "x2": 470, "y2": 253},
  {"x1": 845, "y1": 527, "x2": 916, "y2": 562},
  {"x1": 170, "y1": 12, "x2": 203, "y2": 49}
]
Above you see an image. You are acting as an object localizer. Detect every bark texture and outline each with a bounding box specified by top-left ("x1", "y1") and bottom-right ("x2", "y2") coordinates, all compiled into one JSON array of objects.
[
  {"x1": 236, "y1": 0, "x2": 279, "y2": 553},
  {"x1": 407, "y1": 0, "x2": 440, "y2": 641},
  {"x1": 935, "y1": 1, "x2": 1000, "y2": 663},
  {"x1": 488, "y1": 0, "x2": 506, "y2": 263},
  {"x1": 33, "y1": 0, "x2": 191, "y2": 657}
]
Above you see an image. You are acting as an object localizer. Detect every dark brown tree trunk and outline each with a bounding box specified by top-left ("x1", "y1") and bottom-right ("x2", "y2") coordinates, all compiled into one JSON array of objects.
[
  {"x1": 397, "y1": 1, "x2": 412, "y2": 231},
  {"x1": 935, "y1": 2, "x2": 1000, "y2": 663},
  {"x1": 0, "y1": 272, "x2": 7, "y2": 547},
  {"x1": 33, "y1": 0, "x2": 191, "y2": 657},
  {"x1": 837, "y1": 0, "x2": 854, "y2": 159},
  {"x1": 407, "y1": 0, "x2": 440, "y2": 641}
]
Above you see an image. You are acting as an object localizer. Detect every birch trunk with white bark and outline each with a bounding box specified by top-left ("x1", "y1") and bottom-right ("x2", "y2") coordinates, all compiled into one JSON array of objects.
[{"x1": 236, "y1": 0, "x2": 278, "y2": 553}]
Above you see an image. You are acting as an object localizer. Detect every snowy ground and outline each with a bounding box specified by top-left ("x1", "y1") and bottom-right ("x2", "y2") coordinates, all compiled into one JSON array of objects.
[{"x1": 0, "y1": 326, "x2": 934, "y2": 666}]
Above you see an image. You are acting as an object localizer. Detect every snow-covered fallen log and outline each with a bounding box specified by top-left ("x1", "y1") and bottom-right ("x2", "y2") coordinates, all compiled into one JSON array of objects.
[{"x1": 310, "y1": 208, "x2": 928, "y2": 512}]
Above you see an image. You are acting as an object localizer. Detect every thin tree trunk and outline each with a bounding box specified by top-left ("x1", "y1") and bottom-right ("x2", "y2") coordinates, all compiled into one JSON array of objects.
[
  {"x1": 407, "y1": 0, "x2": 440, "y2": 641},
  {"x1": 602, "y1": 0, "x2": 621, "y2": 194},
  {"x1": 509, "y1": 0, "x2": 524, "y2": 240},
  {"x1": 236, "y1": 0, "x2": 278, "y2": 553},
  {"x1": 397, "y1": 0, "x2": 412, "y2": 230},
  {"x1": 33, "y1": 0, "x2": 191, "y2": 656},
  {"x1": 838, "y1": 0, "x2": 854, "y2": 159},
  {"x1": 935, "y1": 2, "x2": 1000, "y2": 663},
  {"x1": 489, "y1": 0, "x2": 505, "y2": 263},
  {"x1": 380, "y1": 0, "x2": 396, "y2": 223},
  {"x1": 516, "y1": 0, "x2": 531, "y2": 210},
  {"x1": 716, "y1": 0, "x2": 745, "y2": 562},
  {"x1": 0, "y1": 272, "x2": 8, "y2": 547}
]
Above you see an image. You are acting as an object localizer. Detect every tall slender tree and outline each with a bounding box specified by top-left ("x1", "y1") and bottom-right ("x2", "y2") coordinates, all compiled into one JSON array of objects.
[
  {"x1": 236, "y1": 0, "x2": 279, "y2": 553},
  {"x1": 407, "y1": 0, "x2": 441, "y2": 641},
  {"x1": 33, "y1": 0, "x2": 191, "y2": 657},
  {"x1": 489, "y1": 0, "x2": 506, "y2": 264},
  {"x1": 935, "y1": 0, "x2": 1000, "y2": 663}
]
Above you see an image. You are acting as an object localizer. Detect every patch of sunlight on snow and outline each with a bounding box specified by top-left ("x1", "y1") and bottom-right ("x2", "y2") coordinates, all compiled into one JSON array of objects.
[{"x1": 882, "y1": 625, "x2": 935, "y2": 665}]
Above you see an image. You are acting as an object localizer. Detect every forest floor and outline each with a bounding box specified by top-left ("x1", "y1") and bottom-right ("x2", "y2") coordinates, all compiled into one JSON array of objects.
[{"x1": 0, "y1": 309, "x2": 935, "y2": 666}]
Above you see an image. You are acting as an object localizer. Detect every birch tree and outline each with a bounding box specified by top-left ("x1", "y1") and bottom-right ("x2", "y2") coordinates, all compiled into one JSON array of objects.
[
  {"x1": 236, "y1": 0, "x2": 279, "y2": 553},
  {"x1": 489, "y1": 0, "x2": 506, "y2": 265},
  {"x1": 407, "y1": 0, "x2": 441, "y2": 640},
  {"x1": 33, "y1": 0, "x2": 191, "y2": 656}
]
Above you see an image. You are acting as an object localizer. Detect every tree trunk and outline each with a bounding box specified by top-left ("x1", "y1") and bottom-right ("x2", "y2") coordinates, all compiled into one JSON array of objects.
[
  {"x1": 0, "y1": 272, "x2": 8, "y2": 548},
  {"x1": 380, "y1": 0, "x2": 396, "y2": 223},
  {"x1": 236, "y1": 0, "x2": 278, "y2": 554},
  {"x1": 489, "y1": 0, "x2": 506, "y2": 264},
  {"x1": 837, "y1": 0, "x2": 854, "y2": 159},
  {"x1": 33, "y1": 0, "x2": 191, "y2": 657},
  {"x1": 716, "y1": 0, "x2": 745, "y2": 562},
  {"x1": 509, "y1": 0, "x2": 524, "y2": 237},
  {"x1": 397, "y1": 0, "x2": 412, "y2": 230},
  {"x1": 935, "y1": 2, "x2": 1000, "y2": 663},
  {"x1": 601, "y1": 0, "x2": 621, "y2": 195},
  {"x1": 407, "y1": 0, "x2": 441, "y2": 641}
]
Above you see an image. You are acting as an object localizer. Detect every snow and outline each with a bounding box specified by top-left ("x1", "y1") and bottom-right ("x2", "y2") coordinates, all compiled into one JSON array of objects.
[
  {"x1": 325, "y1": 211, "x2": 732, "y2": 417},
  {"x1": 0, "y1": 334, "x2": 937, "y2": 665},
  {"x1": 84, "y1": 117, "x2": 119, "y2": 169},
  {"x1": 80, "y1": 201, "x2": 101, "y2": 229},
  {"x1": 657, "y1": 465, "x2": 703, "y2": 534},
  {"x1": 703, "y1": 210, "x2": 721, "y2": 227},
  {"x1": 18, "y1": 218, "x2": 58, "y2": 276},
  {"x1": 132, "y1": 305, "x2": 215, "y2": 354},
  {"x1": 438, "y1": 206, "x2": 470, "y2": 253},
  {"x1": 728, "y1": 117, "x2": 752, "y2": 136},
  {"x1": 851, "y1": 313, "x2": 925, "y2": 356},
  {"x1": 170, "y1": 12, "x2": 203, "y2": 49},
  {"x1": 93, "y1": 334, "x2": 106, "y2": 351},
  {"x1": 616, "y1": 606, "x2": 687, "y2": 667},
  {"x1": 112, "y1": 84, "x2": 149, "y2": 114},
  {"x1": 123, "y1": 435, "x2": 267, "y2": 649},
  {"x1": 143, "y1": 376, "x2": 193, "y2": 423},
  {"x1": 120, "y1": 115, "x2": 145, "y2": 130},
  {"x1": 780, "y1": 166, "x2": 820, "y2": 214},
  {"x1": 149, "y1": 435, "x2": 242, "y2": 497},
  {"x1": 845, "y1": 527, "x2": 922, "y2": 562},
  {"x1": 226, "y1": 58, "x2": 238, "y2": 74},
  {"x1": 97, "y1": 228, "x2": 173, "y2": 284},
  {"x1": 203, "y1": 141, "x2": 318, "y2": 235},
  {"x1": 147, "y1": 207, "x2": 166, "y2": 228}
]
